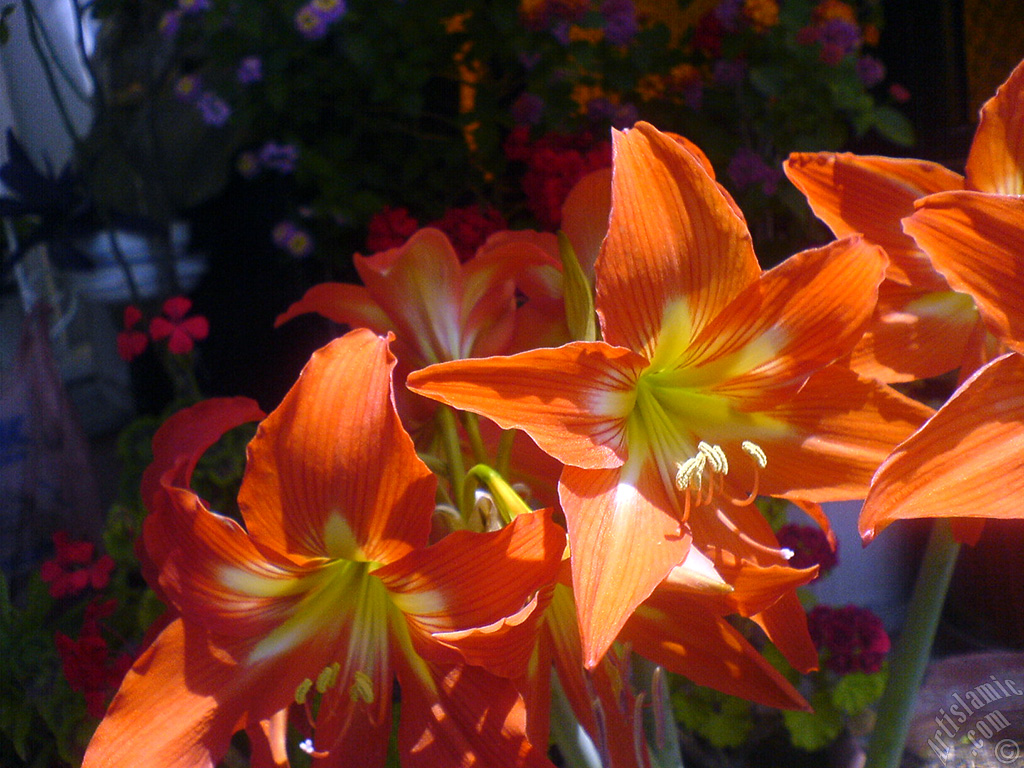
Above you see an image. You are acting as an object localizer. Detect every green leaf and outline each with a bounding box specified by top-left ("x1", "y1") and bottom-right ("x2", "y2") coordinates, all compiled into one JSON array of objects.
[
  {"x1": 783, "y1": 689, "x2": 844, "y2": 751},
  {"x1": 748, "y1": 66, "x2": 786, "y2": 98},
  {"x1": 831, "y1": 666, "x2": 888, "y2": 715},
  {"x1": 871, "y1": 106, "x2": 915, "y2": 146},
  {"x1": 557, "y1": 232, "x2": 597, "y2": 342}
]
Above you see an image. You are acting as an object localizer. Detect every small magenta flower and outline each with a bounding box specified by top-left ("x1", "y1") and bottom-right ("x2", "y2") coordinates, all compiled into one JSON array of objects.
[
  {"x1": 116, "y1": 305, "x2": 148, "y2": 362},
  {"x1": 312, "y1": 0, "x2": 347, "y2": 22},
  {"x1": 235, "y1": 56, "x2": 263, "y2": 84},
  {"x1": 196, "y1": 92, "x2": 231, "y2": 126},
  {"x1": 856, "y1": 55, "x2": 886, "y2": 88},
  {"x1": 511, "y1": 92, "x2": 545, "y2": 126},
  {"x1": 149, "y1": 296, "x2": 210, "y2": 355},
  {"x1": 40, "y1": 532, "x2": 116, "y2": 599}
]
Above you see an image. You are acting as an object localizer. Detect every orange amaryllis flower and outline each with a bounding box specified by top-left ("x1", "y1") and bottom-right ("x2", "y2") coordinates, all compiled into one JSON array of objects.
[
  {"x1": 860, "y1": 192, "x2": 1024, "y2": 540},
  {"x1": 408, "y1": 122, "x2": 932, "y2": 665},
  {"x1": 84, "y1": 329, "x2": 564, "y2": 768},
  {"x1": 783, "y1": 58, "x2": 1024, "y2": 382}
]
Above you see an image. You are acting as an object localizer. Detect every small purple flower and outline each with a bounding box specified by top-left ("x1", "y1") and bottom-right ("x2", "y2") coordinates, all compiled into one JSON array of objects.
[
  {"x1": 236, "y1": 56, "x2": 263, "y2": 84},
  {"x1": 818, "y1": 18, "x2": 861, "y2": 58},
  {"x1": 196, "y1": 92, "x2": 231, "y2": 127},
  {"x1": 727, "y1": 147, "x2": 782, "y2": 196},
  {"x1": 159, "y1": 9, "x2": 182, "y2": 37},
  {"x1": 549, "y1": 19, "x2": 571, "y2": 46},
  {"x1": 173, "y1": 74, "x2": 202, "y2": 102},
  {"x1": 177, "y1": 0, "x2": 210, "y2": 14},
  {"x1": 518, "y1": 51, "x2": 542, "y2": 71},
  {"x1": 712, "y1": 59, "x2": 747, "y2": 87},
  {"x1": 714, "y1": 0, "x2": 744, "y2": 32},
  {"x1": 295, "y1": 5, "x2": 329, "y2": 39},
  {"x1": 272, "y1": 220, "x2": 314, "y2": 258},
  {"x1": 258, "y1": 142, "x2": 299, "y2": 173},
  {"x1": 856, "y1": 55, "x2": 885, "y2": 88},
  {"x1": 511, "y1": 92, "x2": 545, "y2": 126},
  {"x1": 610, "y1": 102, "x2": 638, "y2": 129},
  {"x1": 312, "y1": 0, "x2": 347, "y2": 22},
  {"x1": 601, "y1": 0, "x2": 638, "y2": 46}
]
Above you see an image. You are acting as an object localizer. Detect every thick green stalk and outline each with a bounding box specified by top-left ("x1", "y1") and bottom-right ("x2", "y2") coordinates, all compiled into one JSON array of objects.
[
  {"x1": 436, "y1": 406, "x2": 467, "y2": 519},
  {"x1": 863, "y1": 519, "x2": 960, "y2": 768}
]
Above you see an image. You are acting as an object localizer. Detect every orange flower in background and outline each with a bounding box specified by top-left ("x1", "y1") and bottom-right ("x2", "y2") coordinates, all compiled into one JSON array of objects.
[
  {"x1": 409, "y1": 122, "x2": 931, "y2": 666},
  {"x1": 784, "y1": 57, "x2": 1024, "y2": 383},
  {"x1": 860, "y1": 193, "x2": 1024, "y2": 541},
  {"x1": 84, "y1": 329, "x2": 565, "y2": 768}
]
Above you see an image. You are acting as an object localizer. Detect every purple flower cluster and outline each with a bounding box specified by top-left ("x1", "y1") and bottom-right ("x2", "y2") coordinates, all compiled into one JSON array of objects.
[
  {"x1": 511, "y1": 92, "x2": 546, "y2": 126},
  {"x1": 173, "y1": 75, "x2": 231, "y2": 127},
  {"x1": 808, "y1": 604, "x2": 891, "y2": 675},
  {"x1": 601, "y1": 0, "x2": 638, "y2": 46},
  {"x1": 726, "y1": 147, "x2": 782, "y2": 196},
  {"x1": 178, "y1": 0, "x2": 210, "y2": 14},
  {"x1": 585, "y1": 97, "x2": 638, "y2": 130},
  {"x1": 295, "y1": 0, "x2": 347, "y2": 40},
  {"x1": 776, "y1": 523, "x2": 838, "y2": 576},
  {"x1": 856, "y1": 55, "x2": 885, "y2": 88},
  {"x1": 236, "y1": 141, "x2": 300, "y2": 178}
]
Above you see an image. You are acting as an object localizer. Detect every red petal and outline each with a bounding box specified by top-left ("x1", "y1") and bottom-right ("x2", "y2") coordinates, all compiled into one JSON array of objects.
[
  {"x1": 239, "y1": 329, "x2": 435, "y2": 564},
  {"x1": 965, "y1": 58, "x2": 1024, "y2": 196},
  {"x1": 903, "y1": 191, "x2": 1024, "y2": 353},
  {"x1": 560, "y1": 458, "x2": 693, "y2": 667},
  {"x1": 860, "y1": 353, "x2": 1024, "y2": 541},
  {"x1": 598, "y1": 123, "x2": 760, "y2": 358},
  {"x1": 149, "y1": 316, "x2": 174, "y2": 341},
  {"x1": 408, "y1": 342, "x2": 645, "y2": 470},
  {"x1": 163, "y1": 295, "x2": 193, "y2": 321}
]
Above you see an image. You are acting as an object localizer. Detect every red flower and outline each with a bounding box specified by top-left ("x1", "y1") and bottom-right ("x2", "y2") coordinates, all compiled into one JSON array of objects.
[
  {"x1": 116, "y1": 305, "x2": 148, "y2": 362},
  {"x1": 777, "y1": 523, "x2": 838, "y2": 576},
  {"x1": 56, "y1": 601, "x2": 134, "y2": 719},
  {"x1": 149, "y1": 296, "x2": 209, "y2": 354},
  {"x1": 366, "y1": 205, "x2": 420, "y2": 252},
  {"x1": 808, "y1": 604, "x2": 890, "y2": 674},
  {"x1": 40, "y1": 532, "x2": 115, "y2": 598},
  {"x1": 429, "y1": 204, "x2": 508, "y2": 260}
]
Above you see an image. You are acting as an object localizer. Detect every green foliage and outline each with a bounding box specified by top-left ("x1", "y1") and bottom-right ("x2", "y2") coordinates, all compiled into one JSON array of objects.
[
  {"x1": 831, "y1": 665, "x2": 888, "y2": 715},
  {"x1": 782, "y1": 688, "x2": 844, "y2": 751},
  {"x1": 671, "y1": 683, "x2": 754, "y2": 749}
]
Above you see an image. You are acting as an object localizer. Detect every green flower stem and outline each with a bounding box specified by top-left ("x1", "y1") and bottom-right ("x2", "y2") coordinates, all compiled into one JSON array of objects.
[
  {"x1": 495, "y1": 428, "x2": 516, "y2": 479},
  {"x1": 461, "y1": 412, "x2": 490, "y2": 466},
  {"x1": 864, "y1": 518, "x2": 960, "y2": 768},
  {"x1": 549, "y1": 673, "x2": 603, "y2": 768},
  {"x1": 436, "y1": 406, "x2": 467, "y2": 519}
]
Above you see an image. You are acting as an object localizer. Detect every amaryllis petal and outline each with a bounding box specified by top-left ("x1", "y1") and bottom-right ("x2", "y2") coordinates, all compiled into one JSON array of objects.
[
  {"x1": 678, "y1": 236, "x2": 885, "y2": 406},
  {"x1": 751, "y1": 364, "x2": 933, "y2": 502},
  {"x1": 355, "y1": 228, "x2": 467, "y2": 364},
  {"x1": 750, "y1": 589, "x2": 819, "y2": 674},
  {"x1": 395, "y1": 658, "x2": 554, "y2": 768},
  {"x1": 274, "y1": 282, "x2": 396, "y2": 334},
  {"x1": 598, "y1": 122, "x2": 760, "y2": 357},
  {"x1": 240, "y1": 329, "x2": 435, "y2": 564},
  {"x1": 377, "y1": 509, "x2": 564, "y2": 677},
  {"x1": 783, "y1": 152, "x2": 962, "y2": 288},
  {"x1": 965, "y1": 58, "x2": 1024, "y2": 196},
  {"x1": 903, "y1": 191, "x2": 1024, "y2": 353},
  {"x1": 847, "y1": 282, "x2": 977, "y2": 383},
  {"x1": 860, "y1": 353, "x2": 1024, "y2": 541},
  {"x1": 560, "y1": 460, "x2": 693, "y2": 666},
  {"x1": 624, "y1": 596, "x2": 809, "y2": 710},
  {"x1": 83, "y1": 620, "x2": 247, "y2": 768},
  {"x1": 408, "y1": 342, "x2": 646, "y2": 470}
]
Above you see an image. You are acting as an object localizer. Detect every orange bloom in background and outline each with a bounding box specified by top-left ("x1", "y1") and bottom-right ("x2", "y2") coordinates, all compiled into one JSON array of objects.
[
  {"x1": 275, "y1": 227, "x2": 560, "y2": 435},
  {"x1": 409, "y1": 122, "x2": 932, "y2": 666},
  {"x1": 84, "y1": 329, "x2": 564, "y2": 768},
  {"x1": 860, "y1": 193, "x2": 1024, "y2": 541},
  {"x1": 784, "y1": 57, "x2": 1024, "y2": 383}
]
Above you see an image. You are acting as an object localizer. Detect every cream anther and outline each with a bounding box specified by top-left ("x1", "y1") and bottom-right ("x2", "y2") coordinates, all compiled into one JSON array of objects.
[
  {"x1": 741, "y1": 441, "x2": 767, "y2": 469},
  {"x1": 674, "y1": 452, "x2": 707, "y2": 492}
]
